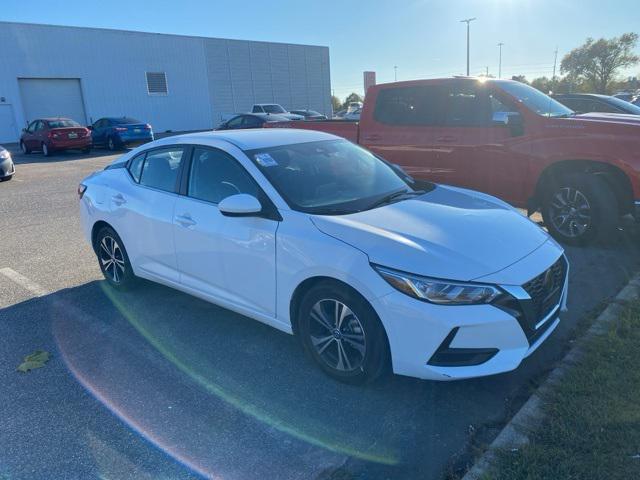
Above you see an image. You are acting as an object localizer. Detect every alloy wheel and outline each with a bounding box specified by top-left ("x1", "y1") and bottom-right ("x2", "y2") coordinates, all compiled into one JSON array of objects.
[
  {"x1": 21, "y1": 142, "x2": 27, "y2": 154},
  {"x1": 99, "y1": 235, "x2": 126, "y2": 283},
  {"x1": 308, "y1": 299, "x2": 366, "y2": 372},
  {"x1": 108, "y1": 137, "x2": 115, "y2": 150},
  {"x1": 42, "y1": 143, "x2": 49, "y2": 156},
  {"x1": 548, "y1": 187, "x2": 591, "y2": 238}
]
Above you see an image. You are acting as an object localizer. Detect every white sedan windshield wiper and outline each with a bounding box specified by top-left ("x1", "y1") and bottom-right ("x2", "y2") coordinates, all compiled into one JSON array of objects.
[{"x1": 369, "y1": 189, "x2": 425, "y2": 210}]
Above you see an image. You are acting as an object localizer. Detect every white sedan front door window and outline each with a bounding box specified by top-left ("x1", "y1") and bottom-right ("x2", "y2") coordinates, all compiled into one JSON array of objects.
[{"x1": 173, "y1": 146, "x2": 279, "y2": 316}]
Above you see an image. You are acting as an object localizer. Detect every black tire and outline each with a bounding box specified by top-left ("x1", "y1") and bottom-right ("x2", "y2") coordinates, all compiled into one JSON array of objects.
[
  {"x1": 298, "y1": 281, "x2": 390, "y2": 384},
  {"x1": 541, "y1": 173, "x2": 618, "y2": 245},
  {"x1": 20, "y1": 141, "x2": 31, "y2": 154},
  {"x1": 107, "y1": 136, "x2": 116, "y2": 151},
  {"x1": 95, "y1": 226, "x2": 137, "y2": 289},
  {"x1": 82, "y1": 147, "x2": 91, "y2": 154},
  {"x1": 42, "y1": 142, "x2": 51, "y2": 157}
]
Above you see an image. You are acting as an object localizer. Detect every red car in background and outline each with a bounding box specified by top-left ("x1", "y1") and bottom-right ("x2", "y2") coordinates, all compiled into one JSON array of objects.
[{"x1": 20, "y1": 118, "x2": 91, "y2": 157}]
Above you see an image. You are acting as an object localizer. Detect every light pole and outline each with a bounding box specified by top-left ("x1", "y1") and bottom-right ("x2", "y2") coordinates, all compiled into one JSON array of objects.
[
  {"x1": 497, "y1": 42, "x2": 504, "y2": 79},
  {"x1": 552, "y1": 47, "x2": 559, "y2": 93},
  {"x1": 460, "y1": 17, "x2": 476, "y2": 76},
  {"x1": 394, "y1": 65, "x2": 398, "y2": 82}
]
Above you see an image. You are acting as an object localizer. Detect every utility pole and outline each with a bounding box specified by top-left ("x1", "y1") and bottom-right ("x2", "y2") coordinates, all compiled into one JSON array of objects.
[
  {"x1": 497, "y1": 42, "x2": 504, "y2": 79},
  {"x1": 485, "y1": 66, "x2": 489, "y2": 77},
  {"x1": 394, "y1": 65, "x2": 398, "y2": 82},
  {"x1": 460, "y1": 18, "x2": 476, "y2": 76},
  {"x1": 552, "y1": 47, "x2": 559, "y2": 93}
]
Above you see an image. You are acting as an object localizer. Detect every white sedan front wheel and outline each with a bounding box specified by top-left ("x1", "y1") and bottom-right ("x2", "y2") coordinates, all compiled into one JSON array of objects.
[{"x1": 298, "y1": 282, "x2": 389, "y2": 384}]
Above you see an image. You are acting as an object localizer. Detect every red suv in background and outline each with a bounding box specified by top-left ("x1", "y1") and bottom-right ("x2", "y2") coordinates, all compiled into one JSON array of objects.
[{"x1": 20, "y1": 118, "x2": 91, "y2": 157}]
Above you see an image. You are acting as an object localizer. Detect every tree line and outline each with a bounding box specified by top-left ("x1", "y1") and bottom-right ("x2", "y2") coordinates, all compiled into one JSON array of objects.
[
  {"x1": 515, "y1": 32, "x2": 639, "y2": 94},
  {"x1": 331, "y1": 93, "x2": 364, "y2": 113}
]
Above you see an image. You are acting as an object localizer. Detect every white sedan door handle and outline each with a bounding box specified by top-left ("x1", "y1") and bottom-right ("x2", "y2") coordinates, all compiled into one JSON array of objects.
[
  {"x1": 112, "y1": 194, "x2": 127, "y2": 206},
  {"x1": 175, "y1": 214, "x2": 196, "y2": 228}
]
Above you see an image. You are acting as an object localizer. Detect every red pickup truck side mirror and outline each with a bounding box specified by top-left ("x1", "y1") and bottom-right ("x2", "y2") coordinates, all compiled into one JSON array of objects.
[{"x1": 493, "y1": 112, "x2": 524, "y2": 137}]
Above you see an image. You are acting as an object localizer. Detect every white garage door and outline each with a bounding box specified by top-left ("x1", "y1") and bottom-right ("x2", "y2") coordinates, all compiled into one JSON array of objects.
[
  {"x1": 0, "y1": 104, "x2": 18, "y2": 143},
  {"x1": 19, "y1": 78, "x2": 87, "y2": 125}
]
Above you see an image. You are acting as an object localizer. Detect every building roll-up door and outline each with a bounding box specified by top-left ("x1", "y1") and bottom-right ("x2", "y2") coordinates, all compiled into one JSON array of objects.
[{"x1": 18, "y1": 78, "x2": 88, "y2": 125}]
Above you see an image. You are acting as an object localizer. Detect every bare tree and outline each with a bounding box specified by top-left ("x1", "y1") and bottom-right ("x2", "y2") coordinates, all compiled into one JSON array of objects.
[{"x1": 560, "y1": 33, "x2": 639, "y2": 93}]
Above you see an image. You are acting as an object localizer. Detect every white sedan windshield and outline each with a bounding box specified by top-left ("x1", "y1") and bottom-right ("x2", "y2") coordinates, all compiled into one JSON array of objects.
[{"x1": 246, "y1": 140, "x2": 414, "y2": 214}]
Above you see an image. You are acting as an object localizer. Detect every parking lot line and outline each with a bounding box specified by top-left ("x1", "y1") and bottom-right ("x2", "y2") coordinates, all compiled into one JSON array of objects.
[{"x1": 0, "y1": 267, "x2": 48, "y2": 297}]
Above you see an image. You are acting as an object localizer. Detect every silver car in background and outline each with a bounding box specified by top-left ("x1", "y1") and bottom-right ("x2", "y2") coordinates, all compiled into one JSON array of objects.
[{"x1": 0, "y1": 146, "x2": 14, "y2": 182}]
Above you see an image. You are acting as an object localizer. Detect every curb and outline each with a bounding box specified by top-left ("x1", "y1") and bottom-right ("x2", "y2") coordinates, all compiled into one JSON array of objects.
[{"x1": 462, "y1": 274, "x2": 640, "y2": 480}]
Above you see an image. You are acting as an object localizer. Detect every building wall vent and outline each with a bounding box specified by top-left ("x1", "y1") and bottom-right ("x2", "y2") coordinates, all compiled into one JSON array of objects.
[{"x1": 146, "y1": 72, "x2": 168, "y2": 95}]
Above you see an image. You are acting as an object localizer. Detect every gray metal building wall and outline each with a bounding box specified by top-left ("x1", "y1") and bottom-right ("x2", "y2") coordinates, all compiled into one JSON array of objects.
[{"x1": 0, "y1": 22, "x2": 331, "y2": 142}]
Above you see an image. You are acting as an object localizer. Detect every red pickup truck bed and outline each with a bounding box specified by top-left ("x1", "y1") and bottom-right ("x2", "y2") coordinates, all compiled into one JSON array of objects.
[{"x1": 266, "y1": 119, "x2": 359, "y2": 143}]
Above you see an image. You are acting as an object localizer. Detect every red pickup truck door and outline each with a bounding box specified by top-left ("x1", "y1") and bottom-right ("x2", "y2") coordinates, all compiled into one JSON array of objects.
[
  {"x1": 430, "y1": 85, "x2": 529, "y2": 205},
  {"x1": 365, "y1": 81, "x2": 529, "y2": 206},
  {"x1": 360, "y1": 84, "x2": 443, "y2": 181}
]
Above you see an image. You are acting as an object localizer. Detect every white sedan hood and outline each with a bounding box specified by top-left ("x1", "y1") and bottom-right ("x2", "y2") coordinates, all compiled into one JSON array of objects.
[{"x1": 311, "y1": 185, "x2": 551, "y2": 282}]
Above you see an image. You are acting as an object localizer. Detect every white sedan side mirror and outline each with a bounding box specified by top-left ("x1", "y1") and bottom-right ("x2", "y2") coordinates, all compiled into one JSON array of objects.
[{"x1": 218, "y1": 194, "x2": 262, "y2": 217}]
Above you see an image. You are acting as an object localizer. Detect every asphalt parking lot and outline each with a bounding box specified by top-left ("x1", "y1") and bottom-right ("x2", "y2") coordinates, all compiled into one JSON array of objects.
[{"x1": 1, "y1": 147, "x2": 640, "y2": 480}]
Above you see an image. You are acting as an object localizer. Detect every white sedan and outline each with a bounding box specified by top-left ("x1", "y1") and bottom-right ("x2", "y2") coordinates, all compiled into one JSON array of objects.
[{"x1": 79, "y1": 129, "x2": 568, "y2": 384}]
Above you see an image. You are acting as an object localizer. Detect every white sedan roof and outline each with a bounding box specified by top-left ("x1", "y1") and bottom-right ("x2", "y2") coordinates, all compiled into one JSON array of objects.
[{"x1": 163, "y1": 128, "x2": 340, "y2": 151}]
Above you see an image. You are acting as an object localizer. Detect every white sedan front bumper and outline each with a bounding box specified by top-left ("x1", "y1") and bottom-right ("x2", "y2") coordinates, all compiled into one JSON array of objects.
[{"x1": 372, "y1": 244, "x2": 568, "y2": 381}]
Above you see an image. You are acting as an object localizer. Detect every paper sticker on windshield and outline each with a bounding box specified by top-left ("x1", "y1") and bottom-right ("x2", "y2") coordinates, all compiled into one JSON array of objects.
[{"x1": 255, "y1": 153, "x2": 278, "y2": 167}]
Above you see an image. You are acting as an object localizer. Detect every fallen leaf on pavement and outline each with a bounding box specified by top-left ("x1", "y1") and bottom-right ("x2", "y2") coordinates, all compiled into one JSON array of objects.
[{"x1": 17, "y1": 350, "x2": 51, "y2": 373}]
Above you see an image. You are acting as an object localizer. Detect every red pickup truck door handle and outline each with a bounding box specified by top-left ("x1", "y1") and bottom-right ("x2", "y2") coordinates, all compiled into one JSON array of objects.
[
  {"x1": 436, "y1": 135, "x2": 458, "y2": 143},
  {"x1": 363, "y1": 134, "x2": 382, "y2": 141}
]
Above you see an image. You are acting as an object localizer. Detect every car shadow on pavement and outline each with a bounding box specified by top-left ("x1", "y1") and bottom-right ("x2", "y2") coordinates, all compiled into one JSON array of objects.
[{"x1": 0, "y1": 278, "x2": 552, "y2": 480}]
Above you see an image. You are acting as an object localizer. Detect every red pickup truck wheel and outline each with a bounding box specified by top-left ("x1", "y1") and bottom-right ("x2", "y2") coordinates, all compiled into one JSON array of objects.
[{"x1": 542, "y1": 173, "x2": 617, "y2": 245}]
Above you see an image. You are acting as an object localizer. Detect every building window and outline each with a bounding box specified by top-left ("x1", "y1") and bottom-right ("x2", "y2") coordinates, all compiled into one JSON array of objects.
[{"x1": 146, "y1": 72, "x2": 168, "y2": 95}]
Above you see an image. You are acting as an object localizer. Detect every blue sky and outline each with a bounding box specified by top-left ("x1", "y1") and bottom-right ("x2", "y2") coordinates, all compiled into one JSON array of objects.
[{"x1": 2, "y1": 0, "x2": 640, "y2": 99}]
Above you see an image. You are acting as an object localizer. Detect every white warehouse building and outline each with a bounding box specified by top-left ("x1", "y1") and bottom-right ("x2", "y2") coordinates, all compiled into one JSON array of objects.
[{"x1": 0, "y1": 22, "x2": 332, "y2": 143}]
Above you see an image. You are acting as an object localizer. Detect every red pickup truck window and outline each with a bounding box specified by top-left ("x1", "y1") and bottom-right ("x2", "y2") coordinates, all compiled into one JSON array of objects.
[
  {"x1": 374, "y1": 83, "x2": 496, "y2": 127},
  {"x1": 373, "y1": 85, "x2": 446, "y2": 126},
  {"x1": 445, "y1": 84, "x2": 491, "y2": 126}
]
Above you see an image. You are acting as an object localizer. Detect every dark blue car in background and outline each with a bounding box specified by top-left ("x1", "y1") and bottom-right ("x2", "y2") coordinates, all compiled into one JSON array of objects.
[{"x1": 89, "y1": 117, "x2": 154, "y2": 150}]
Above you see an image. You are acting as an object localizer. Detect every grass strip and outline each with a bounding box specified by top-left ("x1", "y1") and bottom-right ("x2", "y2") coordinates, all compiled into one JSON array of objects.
[{"x1": 486, "y1": 300, "x2": 640, "y2": 480}]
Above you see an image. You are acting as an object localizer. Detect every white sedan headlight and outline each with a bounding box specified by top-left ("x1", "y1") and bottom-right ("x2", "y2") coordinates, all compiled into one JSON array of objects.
[
  {"x1": 373, "y1": 265, "x2": 501, "y2": 305},
  {"x1": 0, "y1": 149, "x2": 10, "y2": 160}
]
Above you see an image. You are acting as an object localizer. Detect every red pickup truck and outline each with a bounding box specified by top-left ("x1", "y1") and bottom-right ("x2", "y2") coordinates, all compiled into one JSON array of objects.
[{"x1": 268, "y1": 77, "x2": 640, "y2": 245}]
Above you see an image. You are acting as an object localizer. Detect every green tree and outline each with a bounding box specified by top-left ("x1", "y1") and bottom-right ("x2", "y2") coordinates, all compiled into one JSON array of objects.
[
  {"x1": 331, "y1": 95, "x2": 341, "y2": 112},
  {"x1": 557, "y1": 75, "x2": 590, "y2": 93},
  {"x1": 560, "y1": 33, "x2": 640, "y2": 93},
  {"x1": 609, "y1": 76, "x2": 640, "y2": 93},
  {"x1": 342, "y1": 92, "x2": 364, "y2": 110},
  {"x1": 530, "y1": 76, "x2": 552, "y2": 93},
  {"x1": 511, "y1": 75, "x2": 529, "y2": 84}
]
